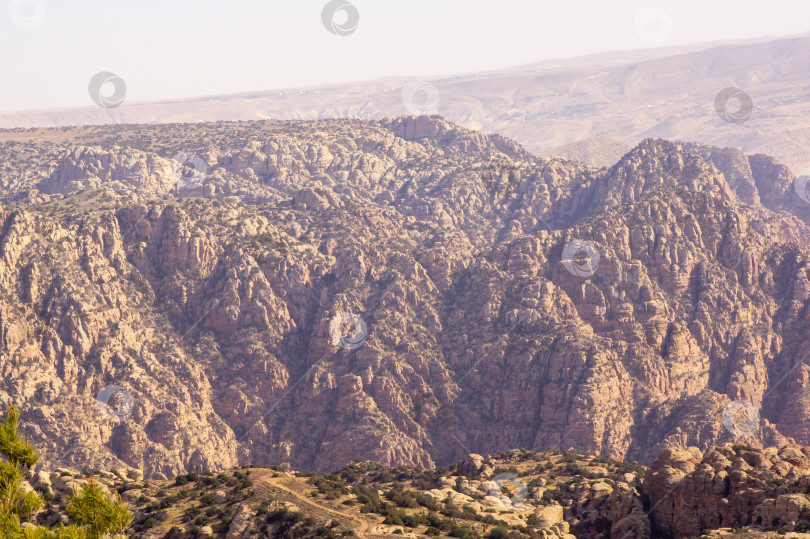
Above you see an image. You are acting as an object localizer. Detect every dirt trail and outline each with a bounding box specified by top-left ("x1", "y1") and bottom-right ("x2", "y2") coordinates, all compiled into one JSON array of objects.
[{"x1": 256, "y1": 473, "x2": 372, "y2": 538}]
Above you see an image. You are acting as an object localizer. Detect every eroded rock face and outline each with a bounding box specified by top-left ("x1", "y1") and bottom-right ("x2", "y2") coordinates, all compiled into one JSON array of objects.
[
  {"x1": 38, "y1": 146, "x2": 181, "y2": 197},
  {"x1": 645, "y1": 443, "x2": 810, "y2": 538},
  {"x1": 1, "y1": 118, "x2": 810, "y2": 481}
]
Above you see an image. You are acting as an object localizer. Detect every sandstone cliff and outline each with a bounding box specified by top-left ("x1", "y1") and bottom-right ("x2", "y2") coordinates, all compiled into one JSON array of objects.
[{"x1": 1, "y1": 117, "x2": 809, "y2": 483}]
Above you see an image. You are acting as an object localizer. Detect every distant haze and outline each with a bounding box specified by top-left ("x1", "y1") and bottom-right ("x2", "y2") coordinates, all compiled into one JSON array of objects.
[
  {"x1": 3, "y1": 35, "x2": 809, "y2": 175},
  {"x1": 1, "y1": 0, "x2": 810, "y2": 111}
]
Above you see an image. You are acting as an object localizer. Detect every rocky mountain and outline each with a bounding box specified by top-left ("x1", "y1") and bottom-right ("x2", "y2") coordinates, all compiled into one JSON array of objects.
[{"x1": 2, "y1": 117, "x2": 810, "y2": 494}]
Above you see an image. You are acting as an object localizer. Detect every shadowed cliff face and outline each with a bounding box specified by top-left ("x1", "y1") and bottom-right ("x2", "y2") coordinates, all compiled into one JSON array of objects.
[{"x1": 1, "y1": 116, "x2": 810, "y2": 478}]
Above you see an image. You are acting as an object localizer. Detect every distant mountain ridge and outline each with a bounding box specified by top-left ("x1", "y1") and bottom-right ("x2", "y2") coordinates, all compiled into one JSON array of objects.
[{"x1": 1, "y1": 34, "x2": 809, "y2": 171}]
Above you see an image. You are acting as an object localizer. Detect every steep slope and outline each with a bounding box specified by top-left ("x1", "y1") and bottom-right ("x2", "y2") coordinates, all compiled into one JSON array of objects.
[{"x1": 1, "y1": 117, "x2": 810, "y2": 480}]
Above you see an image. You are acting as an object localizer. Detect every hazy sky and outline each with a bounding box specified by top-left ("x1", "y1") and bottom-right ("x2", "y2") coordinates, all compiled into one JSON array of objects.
[{"x1": 1, "y1": 0, "x2": 809, "y2": 112}]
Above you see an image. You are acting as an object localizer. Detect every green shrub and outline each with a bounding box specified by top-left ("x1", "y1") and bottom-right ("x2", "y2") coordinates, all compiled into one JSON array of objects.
[
  {"x1": 65, "y1": 478, "x2": 134, "y2": 537},
  {"x1": 309, "y1": 475, "x2": 350, "y2": 500},
  {"x1": 0, "y1": 405, "x2": 120, "y2": 536}
]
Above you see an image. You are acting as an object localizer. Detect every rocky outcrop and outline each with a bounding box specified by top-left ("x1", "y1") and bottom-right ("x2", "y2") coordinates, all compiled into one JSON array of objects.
[
  {"x1": 1, "y1": 118, "x2": 810, "y2": 483},
  {"x1": 645, "y1": 444, "x2": 810, "y2": 537},
  {"x1": 38, "y1": 146, "x2": 182, "y2": 197}
]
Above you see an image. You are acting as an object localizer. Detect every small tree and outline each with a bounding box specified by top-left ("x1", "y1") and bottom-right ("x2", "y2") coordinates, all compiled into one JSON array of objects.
[
  {"x1": 0, "y1": 404, "x2": 43, "y2": 535},
  {"x1": 0, "y1": 404, "x2": 133, "y2": 538},
  {"x1": 65, "y1": 480, "x2": 132, "y2": 539}
]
